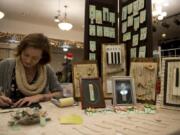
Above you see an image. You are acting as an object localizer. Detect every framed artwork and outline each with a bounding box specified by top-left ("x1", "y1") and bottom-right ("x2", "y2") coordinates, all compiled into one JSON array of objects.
[
  {"x1": 112, "y1": 76, "x2": 136, "y2": 105},
  {"x1": 161, "y1": 57, "x2": 180, "y2": 108},
  {"x1": 130, "y1": 59, "x2": 158, "y2": 103},
  {"x1": 72, "y1": 61, "x2": 98, "y2": 100},
  {"x1": 101, "y1": 44, "x2": 126, "y2": 98},
  {"x1": 80, "y1": 78, "x2": 105, "y2": 109}
]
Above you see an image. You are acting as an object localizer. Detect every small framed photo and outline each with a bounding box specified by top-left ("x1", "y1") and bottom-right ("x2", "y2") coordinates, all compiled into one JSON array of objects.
[
  {"x1": 112, "y1": 76, "x2": 136, "y2": 105},
  {"x1": 80, "y1": 78, "x2": 105, "y2": 109}
]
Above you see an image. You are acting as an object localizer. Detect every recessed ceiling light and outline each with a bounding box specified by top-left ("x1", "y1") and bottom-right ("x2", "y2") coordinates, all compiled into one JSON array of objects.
[{"x1": 162, "y1": 33, "x2": 166, "y2": 38}]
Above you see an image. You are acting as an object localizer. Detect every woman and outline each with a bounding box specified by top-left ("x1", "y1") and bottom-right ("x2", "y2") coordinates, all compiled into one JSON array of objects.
[{"x1": 0, "y1": 33, "x2": 63, "y2": 108}]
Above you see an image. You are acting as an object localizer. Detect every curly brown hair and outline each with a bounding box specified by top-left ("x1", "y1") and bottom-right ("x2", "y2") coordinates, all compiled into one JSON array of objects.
[{"x1": 16, "y1": 33, "x2": 51, "y2": 65}]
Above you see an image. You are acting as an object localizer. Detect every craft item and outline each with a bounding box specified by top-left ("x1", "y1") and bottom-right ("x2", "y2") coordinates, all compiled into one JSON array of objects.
[
  {"x1": 89, "y1": 25, "x2": 96, "y2": 36},
  {"x1": 103, "y1": 7, "x2": 109, "y2": 22},
  {"x1": 128, "y1": 3, "x2": 133, "y2": 14},
  {"x1": 139, "y1": 46, "x2": 146, "y2": 58},
  {"x1": 132, "y1": 34, "x2": 139, "y2": 46},
  {"x1": 96, "y1": 10, "x2": 102, "y2": 24},
  {"x1": 134, "y1": 16, "x2": 140, "y2": 31},
  {"x1": 89, "y1": 41, "x2": 96, "y2": 52},
  {"x1": 140, "y1": 27, "x2": 147, "y2": 40},
  {"x1": 140, "y1": 10, "x2": 146, "y2": 23},
  {"x1": 122, "y1": 6, "x2": 127, "y2": 21},
  {"x1": 89, "y1": 53, "x2": 96, "y2": 60},
  {"x1": 8, "y1": 108, "x2": 50, "y2": 126},
  {"x1": 138, "y1": 0, "x2": 145, "y2": 10},
  {"x1": 127, "y1": 15, "x2": 133, "y2": 27},
  {"x1": 133, "y1": 0, "x2": 139, "y2": 16},
  {"x1": 89, "y1": 5, "x2": 96, "y2": 24},
  {"x1": 89, "y1": 83, "x2": 95, "y2": 101},
  {"x1": 109, "y1": 12, "x2": 115, "y2": 26},
  {"x1": 122, "y1": 21, "x2": 127, "y2": 33},
  {"x1": 97, "y1": 25, "x2": 103, "y2": 37},
  {"x1": 131, "y1": 48, "x2": 137, "y2": 58}
]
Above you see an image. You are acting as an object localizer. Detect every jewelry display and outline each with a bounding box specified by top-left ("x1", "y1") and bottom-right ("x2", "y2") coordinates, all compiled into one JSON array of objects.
[
  {"x1": 138, "y1": 46, "x2": 146, "y2": 58},
  {"x1": 134, "y1": 16, "x2": 140, "y2": 31},
  {"x1": 130, "y1": 48, "x2": 137, "y2": 58},
  {"x1": 95, "y1": 10, "x2": 102, "y2": 24},
  {"x1": 140, "y1": 27, "x2": 147, "y2": 40},
  {"x1": 122, "y1": 6, "x2": 127, "y2": 21},
  {"x1": 89, "y1": 25, "x2": 96, "y2": 36},
  {"x1": 109, "y1": 12, "x2": 115, "y2": 26},
  {"x1": 122, "y1": 21, "x2": 127, "y2": 33},
  {"x1": 127, "y1": 3, "x2": 133, "y2": 14},
  {"x1": 89, "y1": 41, "x2": 96, "y2": 52},
  {"x1": 130, "y1": 61, "x2": 158, "y2": 102},
  {"x1": 73, "y1": 62, "x2": 98, "y2": 99},
  {"x1": 102, "y1": 44, "x2": 126, "y2": 98},
  {"x1": 132, "y1": 34, "x2": 139, "y2": 46},
  {"x1": 96, "y1": 26, "x2": 103, "y2": 37},
  {"x1": 89, "y1": 53, "x2": 96, "y2": 60},
  {"x1": 89, "y1": 5, "x2": 96, "y2": 24},
  {"x1": 127, "y1": 15, "x2": 133, "y2": 27},
  {"x1": 102, "y1": 7, "x2": 109, "y2": 22},
  {"x1": 138, "y1": 0, "x2": 145, "y2": 10},
  {"x1": 140, "y1": 10, "x2": 146, "y2": 24},
  {"x1": 133, "y1": 0, "x2": 139, "y2": 16},
  {"x1": 120, "y1": 0, "x2": 151, "y2": 63}
]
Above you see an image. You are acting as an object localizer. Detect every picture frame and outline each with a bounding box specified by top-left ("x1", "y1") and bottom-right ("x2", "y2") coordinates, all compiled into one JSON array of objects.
[
  {"x1": 130, "y1": 59, "x2": 158, "y2": 104},
  {"x1": 161, "y1": 57, "x2": 180, "y2": 109},
  {"x1": 80, "y1": 78, "x2": 105, "y2": 109},
  {"x1": 72, "y1": 61, "x2": 98, "y2": 100},
  {"x1": 112, "y1": 76, "x2": 136, "y2": 105}
]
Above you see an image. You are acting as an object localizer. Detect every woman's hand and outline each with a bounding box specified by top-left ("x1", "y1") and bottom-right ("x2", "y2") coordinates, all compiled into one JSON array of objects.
[
  {"x1": 13, "y1": 94, "x2": 43, "y2": 107},
  {"x1": 0, "y1": 96, "x2": 13, "y2": 107}
]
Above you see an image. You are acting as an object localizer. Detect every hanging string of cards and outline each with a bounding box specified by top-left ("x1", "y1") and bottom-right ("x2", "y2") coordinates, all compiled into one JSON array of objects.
[{"x1": 121, "y1": 0, "x2": 147, "y2": 58}]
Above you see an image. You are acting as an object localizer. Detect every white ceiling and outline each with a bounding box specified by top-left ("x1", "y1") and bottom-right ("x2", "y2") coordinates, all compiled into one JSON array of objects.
[
  {"x1": 0, "y1": 0, "x2": 85, "y2": 31},
  {"x1": 0, "y1": 0, "x2": 179, "y2": 37}
]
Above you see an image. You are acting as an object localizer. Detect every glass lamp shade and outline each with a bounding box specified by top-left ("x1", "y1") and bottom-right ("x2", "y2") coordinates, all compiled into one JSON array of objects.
[
  {"x1": 0, "y1": 11, "x2": 5, "y2": 19},
  {"x1": 58, "y1": 22, "x2": 73, "y2": 31}
]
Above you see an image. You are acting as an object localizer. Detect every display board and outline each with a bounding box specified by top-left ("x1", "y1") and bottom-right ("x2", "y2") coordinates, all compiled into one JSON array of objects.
[
  {"x1": 84, "y1": 0, "x2": 118, "y2": 76},
  {"x1": 101, "y1": 44, "x2": 126, "y2": 98}
]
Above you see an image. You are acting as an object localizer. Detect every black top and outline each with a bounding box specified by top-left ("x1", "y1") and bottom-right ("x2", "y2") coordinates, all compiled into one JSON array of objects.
[{"x1": 9, "y1": 68, "x2": 37, "y2": 102}]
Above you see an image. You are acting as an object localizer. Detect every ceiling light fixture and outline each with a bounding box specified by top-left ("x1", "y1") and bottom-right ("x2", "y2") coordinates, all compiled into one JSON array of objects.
[
  {"x1": 152, "y1": 0, "x2": 168, "y2": 23},
  {"x1": 0, "y1": 11, "x2": 5, "y2": 19},
  {"x1": 58, "y1": 5, "x2": 73, "y2": 31}
]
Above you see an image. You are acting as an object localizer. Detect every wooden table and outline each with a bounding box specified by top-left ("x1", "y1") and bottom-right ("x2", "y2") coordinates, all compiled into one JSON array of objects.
[{"x1": 0, "y1": 102, "x2": 180, "y2": 135}]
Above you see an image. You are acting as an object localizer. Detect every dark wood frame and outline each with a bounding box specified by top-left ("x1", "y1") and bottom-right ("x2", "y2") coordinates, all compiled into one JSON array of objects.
[
  {"x1": 72, "y1": 61, "x2": 99, "y2": 101},
  {"x1": 80, "y1": 77, "x2": 105, "y2": 109},
  {"x1": 112, "y1": 76, "x2": 136, "y2": 105},
  {"x1": 163, "y1": 59, "x2": 180, "y2": 107}
]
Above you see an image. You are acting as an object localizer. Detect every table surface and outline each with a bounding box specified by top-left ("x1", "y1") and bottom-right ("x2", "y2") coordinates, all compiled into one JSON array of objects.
[{"x1": 0, "y1": 102, "x2": 180, "y2": 135}]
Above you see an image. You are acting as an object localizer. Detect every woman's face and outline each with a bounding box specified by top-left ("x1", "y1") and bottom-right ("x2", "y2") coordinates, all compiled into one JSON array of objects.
[{"x1": 20, "y1": 47, "x2": 42, "y2": 68}]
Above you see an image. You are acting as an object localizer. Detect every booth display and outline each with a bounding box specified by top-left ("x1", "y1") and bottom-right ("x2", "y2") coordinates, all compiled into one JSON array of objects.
[
  {"x1": 101, "y1": 44, "x2": 126, "y2": 98},
  {"x1": 72, "y1": 61, "x2": 98, "y2": 100},
  {"x1": 130, "y1": 59, "x2": 158, "y2": 103}
]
